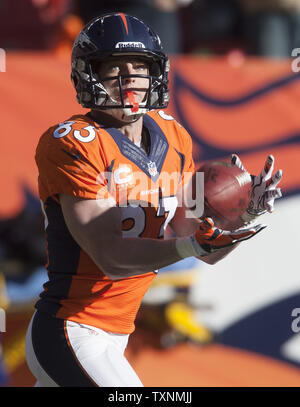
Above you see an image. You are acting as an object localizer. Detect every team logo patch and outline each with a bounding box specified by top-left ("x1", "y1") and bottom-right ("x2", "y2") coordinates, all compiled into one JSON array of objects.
[
  {"x1": 147, "y1": 161, "x2": 158, "y2": 177},
  {"x1": 73, "y1": 32, "x2": 97, "y2": 50}
]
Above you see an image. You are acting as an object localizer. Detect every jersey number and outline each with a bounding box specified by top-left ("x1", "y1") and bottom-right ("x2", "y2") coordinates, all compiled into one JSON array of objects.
[
  {"x1": 53, "y1": 121, "x2": 96, "y2": 143},
  {"x1": 121, "y1": 196, "x2": 177, "y2": 239}
]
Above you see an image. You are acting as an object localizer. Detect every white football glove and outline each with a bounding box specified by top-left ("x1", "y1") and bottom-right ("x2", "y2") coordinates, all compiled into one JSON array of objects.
[
  {"x1": 176, "y1": 217, "x2": 266, "y2": 259},
  {"x1": 193, "y1": 217, "x2": 266, "y2": 253},
  {"x1": 231, "y1": 154, "x2": 283, "y2": 222}
]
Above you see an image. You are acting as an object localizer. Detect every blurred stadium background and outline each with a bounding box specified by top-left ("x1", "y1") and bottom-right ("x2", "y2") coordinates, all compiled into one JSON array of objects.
[{"x1": 0, "y1": 0, "x2": 300, "y2": 387}]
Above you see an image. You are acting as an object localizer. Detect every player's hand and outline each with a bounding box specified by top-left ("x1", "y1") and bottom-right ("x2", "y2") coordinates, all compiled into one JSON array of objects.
[
  {"x1": 192, "y1": 217, "x2": 266, "y2": 256},
  {"x1": 231, "y1": 154, "x2": 283, "y2": 221}
]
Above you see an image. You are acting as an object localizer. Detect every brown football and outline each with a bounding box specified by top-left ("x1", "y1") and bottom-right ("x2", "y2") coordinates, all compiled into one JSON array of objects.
[{"x1": 196, "y1": 160, "x2": 252, "y2": 230}]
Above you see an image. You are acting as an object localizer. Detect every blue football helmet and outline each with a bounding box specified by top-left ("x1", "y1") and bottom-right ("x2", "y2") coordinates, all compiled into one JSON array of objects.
[{"x1": 71, "y1": 13, "x2": 170, "y2": 114}]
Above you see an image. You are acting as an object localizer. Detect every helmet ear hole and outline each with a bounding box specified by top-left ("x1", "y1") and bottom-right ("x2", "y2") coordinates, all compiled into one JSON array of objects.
[
  {"x1": 90, "y1": 60, "x2": 101, "y2": 75},
  {"x1": 150, "y1": 62, "x2": 161, "y2": 77}
]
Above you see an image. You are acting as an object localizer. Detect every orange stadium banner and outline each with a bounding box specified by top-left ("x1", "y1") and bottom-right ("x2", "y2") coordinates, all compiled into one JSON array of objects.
[{"x1": 167, "y1": 56, "x2": 300, "y2": 196}]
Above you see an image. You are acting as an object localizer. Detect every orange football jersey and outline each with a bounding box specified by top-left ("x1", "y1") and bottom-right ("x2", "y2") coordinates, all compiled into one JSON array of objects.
[{"x1": 35, "y1": 110, "x2": 195, "y2": 334}]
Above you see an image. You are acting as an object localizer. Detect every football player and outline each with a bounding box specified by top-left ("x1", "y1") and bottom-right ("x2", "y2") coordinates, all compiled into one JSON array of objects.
[{"x1": 25, "y1": 13, "x2": 282, "y2": 387}]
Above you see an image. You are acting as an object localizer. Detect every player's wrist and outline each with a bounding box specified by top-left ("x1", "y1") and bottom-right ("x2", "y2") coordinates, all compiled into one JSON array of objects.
[{"x1": 175, "y1": 235, "x2": 209, "y2": 259}]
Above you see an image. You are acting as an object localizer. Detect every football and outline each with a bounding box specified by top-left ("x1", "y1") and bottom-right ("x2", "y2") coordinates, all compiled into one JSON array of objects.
[{"x1": 195, "y1": 160, "x2": 252, "y2": 230}]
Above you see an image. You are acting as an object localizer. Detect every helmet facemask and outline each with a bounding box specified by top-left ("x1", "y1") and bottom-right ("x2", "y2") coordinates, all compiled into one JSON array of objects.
[{"x1": 71, "y1": 55, "x2": 169, "y2": 118}]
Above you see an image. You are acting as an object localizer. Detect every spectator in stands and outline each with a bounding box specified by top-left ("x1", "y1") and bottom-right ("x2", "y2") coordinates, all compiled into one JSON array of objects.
[
  {"x1": 0, "y1": 0, "x2": 73, "y2": 49},
  {"x1": 75, "y1": 0, "x2": 194, "y2": 54},
  {"x1": 238, "y1": 0, "x2": 300, "y2": 58},
  {"x1": 181, "y1": 0, "x2": 242, "y2": 54}
]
